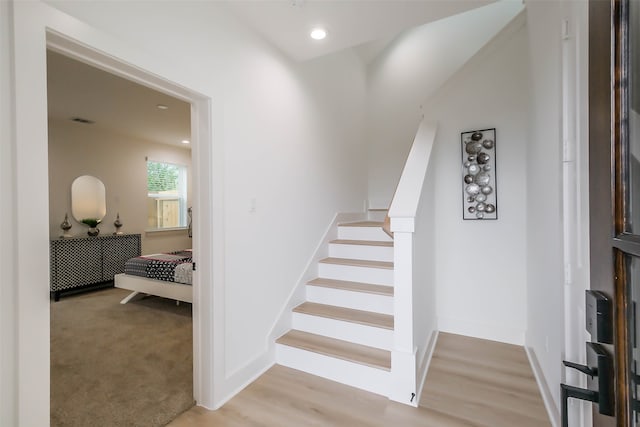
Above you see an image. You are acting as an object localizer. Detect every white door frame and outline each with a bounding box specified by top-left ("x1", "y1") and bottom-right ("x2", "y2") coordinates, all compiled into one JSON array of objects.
[
  {"x1": 9, "y1": 3, "x2": 218, "y2": 424},
  {"x1": 560, "y1": 3, "x2": 591, "y2": 427},
  {"x1": 45, "y1": 30, "x2": 215, "y2": 405}
]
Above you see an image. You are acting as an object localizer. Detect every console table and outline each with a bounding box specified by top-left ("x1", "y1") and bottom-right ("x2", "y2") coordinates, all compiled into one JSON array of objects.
[{"x1": 50, "y1": 234, "x2": 141, "y2": 301}]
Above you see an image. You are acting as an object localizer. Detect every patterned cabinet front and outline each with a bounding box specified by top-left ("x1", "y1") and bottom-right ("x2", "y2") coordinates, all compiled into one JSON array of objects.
[
  {"x1": 102, "y1": 234, "x2": 141, "y2": 279},
  {"x1": 50, "y1": 234, "x2": 142, "y2": 295},
  {"x1": 50, "y1": 238, "x2": 102, "y2": 291}
]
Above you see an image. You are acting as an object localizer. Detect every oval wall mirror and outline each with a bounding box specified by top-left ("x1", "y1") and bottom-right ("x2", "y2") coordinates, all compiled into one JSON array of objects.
[{"x1": 71, "y1": 175, "x2": 106, "y2": 224}]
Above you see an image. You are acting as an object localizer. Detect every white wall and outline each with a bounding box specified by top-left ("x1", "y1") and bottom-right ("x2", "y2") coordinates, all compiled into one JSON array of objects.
[
  {"x1": 48, "y1": 119, "x2": 192, "y2": 254},
  {"x1": 525, "y1": 1, "x2": 590, "y2": 424},
  {"x1": 0, "y1": 1, "x2": 18, "y2": 425},
  {"x1": 7, "y1": 1, "x2": 367, "y2": 422},
  {"x1": 366, "y1": 0, "x2": 524, "y2": 209},
  {"x1": 364, "y1": 1, "x2": 588, "y2": 423},
  {"x1": 524, "y1": 1, "x2": 564, "y2": 420},
  {"x1": 423, "y1": 18, "x2": 529, "y2": 345},
  {"x1": 222, "y1": 46, "x2": 367, "y2": 379},
  {"x1": 366, "y1": 4, "x2": 529, "y2": 345}
]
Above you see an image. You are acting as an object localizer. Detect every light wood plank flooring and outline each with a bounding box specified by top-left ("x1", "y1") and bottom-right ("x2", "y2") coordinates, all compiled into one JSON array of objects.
[
  {"x1": 307, "y1": 278, "x2": 394, "y2": 296},
  {"x1": 293, "y1": 301, "x2": 394, "y2": 329},
  {"x1": 339, "y1": 221, "x2": 385, "y2": 227},
  {"x1": 319, "y1": 257, "x2": 394, "y2": 269},
  {"x1": 276, "y1": 330, "x2": 391, "y2": 370},
  {"x1": 330, "y1": 239, "x2": 394, "y2": 247},
  {"x1": 168, "y1": 332, "x2": 551, "y2": 427}
]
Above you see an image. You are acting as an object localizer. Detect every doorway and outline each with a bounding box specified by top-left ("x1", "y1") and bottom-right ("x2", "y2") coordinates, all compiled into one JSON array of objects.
[
  {"x1": 46, "y1": 47, "x2": 195, "y2": 425},
  {"x1": 43, "y1": 31, "x2": 215, "y2": 423}
]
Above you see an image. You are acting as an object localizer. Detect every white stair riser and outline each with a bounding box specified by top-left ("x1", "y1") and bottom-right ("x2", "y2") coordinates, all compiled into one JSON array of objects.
[
  {"x1": 338, "y1": 226, "x2": 392, "y2": 242},
  {"x1": 318, "y1": 263, "x2": 393, "y2": 286},
  {"x1": 275, "y1": 344, "x2": 390, "y2": 397},
  {"x1": 306, "y1": 285, "x2": 393, "y2": 315},
  {"x1": 292, "y1": 313, "x2": 393, "y2": 350},
  {"x1": 329, "y1": 243, "x2": 393, "y2": 262}
]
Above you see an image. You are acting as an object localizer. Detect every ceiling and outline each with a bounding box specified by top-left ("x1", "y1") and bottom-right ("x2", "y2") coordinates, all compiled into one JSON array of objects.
[
  {"x1": 46, "y1": 1, "x2": 498, "y2": 145},
  {"x1": 223, "y1": 0, "x2": 495, "y2": 62},
  {"x1": 46, "y1": 49, "x2": 192, "y2": 148}
]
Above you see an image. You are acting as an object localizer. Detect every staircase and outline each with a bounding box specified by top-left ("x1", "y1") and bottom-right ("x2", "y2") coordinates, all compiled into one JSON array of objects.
[{"x1": 275, "y1": 215, "x2": 394, "y2": 396}]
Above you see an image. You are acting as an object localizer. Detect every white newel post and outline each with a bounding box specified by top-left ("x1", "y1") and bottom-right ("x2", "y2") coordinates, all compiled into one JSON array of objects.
[
  {"x1": 386, "y1": 120, "x2": 437, "y2": 406},
  {"x1": 389, "y1": 217, "x2": 418, "y2": 406}
]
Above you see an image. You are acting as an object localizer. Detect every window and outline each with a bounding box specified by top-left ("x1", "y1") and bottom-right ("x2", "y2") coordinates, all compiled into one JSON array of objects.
[{"x1": 147, "y1": 160, "x2": 187, "y2": 230}]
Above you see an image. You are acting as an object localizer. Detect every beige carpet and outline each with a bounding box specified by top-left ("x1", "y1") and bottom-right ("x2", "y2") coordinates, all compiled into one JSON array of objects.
[{"x1": 51, "y1": 287, "x2": 194, "y2": 427}]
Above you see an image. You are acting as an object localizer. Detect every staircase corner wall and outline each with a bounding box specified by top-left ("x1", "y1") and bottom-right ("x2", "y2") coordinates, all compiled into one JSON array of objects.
[
  {"x1": 412, "y1": 159, "x2": 438, "y2": 398},
  {"x1": 416, "y1": 329, "x2": 439, "y2": 403},
  {"x1": 267, "y1": 211, "x2": 367, "y2": 346}
]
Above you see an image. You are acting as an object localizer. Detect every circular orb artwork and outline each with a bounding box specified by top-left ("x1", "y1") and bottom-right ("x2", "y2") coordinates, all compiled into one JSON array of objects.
[
  {"x1": 477, "y1": 152, "x2": 490, "y2": 165},
  {"x1": 467, "y1": 164, "x2": 481, "y2": 175},
  {"x1": 465, "y1": 141, "x2": 483, "y2": 155},
  {"x1": 474, "y1": 172, "x2": 490, "y2": 186},
  {"x1": 482, "y1": 139, "x2": 495, "y2": 149},
  {"x1": 465, "y1": 183, "x2": 480, "y2": 195},
  {"x1": 461, "y1": 128, "x2": 497, "y2": 220}
]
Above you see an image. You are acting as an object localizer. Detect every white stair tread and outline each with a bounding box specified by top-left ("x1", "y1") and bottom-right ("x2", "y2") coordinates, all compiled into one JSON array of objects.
[
  {"x1": 308, "y1": 278, "x2": 393, "y2": 296},
  {"x1": 276, "y1": 330, "x2": 391, "y2": 371},
  {"x1": 339, "y1": 221, "x2": 384, "y2": 227},
  {"x1": 319, "y1": 257, "x2": 393, "y2": 270},
  {"x1": 293, "y1": 302, "x2": 394, "y2": 330},
  {"x1": 330, "y1": 239, "x2": 393, "y2": 247}
]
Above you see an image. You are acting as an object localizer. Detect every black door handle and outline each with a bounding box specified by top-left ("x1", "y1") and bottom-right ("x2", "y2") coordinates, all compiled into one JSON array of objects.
[
  {"x1": 561, "y1": 342, "x2": 614, "y2": 427},
  {"x1": 561, "y1": 383, "x2": 599, "y2": 402},
  {"x1": 561, "y1": 384, "x2": 598, "y2": 427},
  {"x1": 563, "y1": 360, "x2": 597, "y2": 377}
]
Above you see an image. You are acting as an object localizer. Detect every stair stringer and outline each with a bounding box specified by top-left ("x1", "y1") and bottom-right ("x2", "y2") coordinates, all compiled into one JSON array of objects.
[{"x1": 267, "y1": 212, "x2": 368, "y2": 354}]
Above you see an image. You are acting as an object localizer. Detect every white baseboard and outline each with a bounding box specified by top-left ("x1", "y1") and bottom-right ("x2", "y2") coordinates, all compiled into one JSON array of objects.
[
  {"x1": 525, "y1": 345, "x2": 560, "y2": 427},
  {"x1": 202, "y1": 349, "x2": 275, "y2": 411}
]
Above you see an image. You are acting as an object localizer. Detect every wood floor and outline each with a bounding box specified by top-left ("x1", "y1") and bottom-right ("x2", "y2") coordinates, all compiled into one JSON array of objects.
[{"x1": 168, "y1": 332, "x2": 551, "y2": 427}]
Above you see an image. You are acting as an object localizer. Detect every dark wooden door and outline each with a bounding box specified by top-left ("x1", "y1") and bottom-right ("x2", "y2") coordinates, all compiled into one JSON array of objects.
[{"x1": 590, "y1": 0, "x2": 640, "y2": 425}]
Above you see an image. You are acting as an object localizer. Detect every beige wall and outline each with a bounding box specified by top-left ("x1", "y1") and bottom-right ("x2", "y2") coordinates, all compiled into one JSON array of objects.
[{"x1": 48, "y1": 118, "x2": 192, "y2": 254}]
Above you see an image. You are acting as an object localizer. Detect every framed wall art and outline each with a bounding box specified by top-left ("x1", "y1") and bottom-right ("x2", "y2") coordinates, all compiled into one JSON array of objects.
[{"x1": 461, "y1": 128, "x2": 497, "y2": 220}]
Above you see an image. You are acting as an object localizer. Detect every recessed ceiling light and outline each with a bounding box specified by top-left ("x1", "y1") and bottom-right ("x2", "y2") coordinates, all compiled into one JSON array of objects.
[
  {"x1": 310, "y1": 28, "x2": 327, "y2": 40},
  {"x1": 156, "y1": 104, "x2": 169, "y2": 110},
  {"x1": 181, "y1": 140, "x2": 190, "y2": 144}
]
